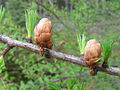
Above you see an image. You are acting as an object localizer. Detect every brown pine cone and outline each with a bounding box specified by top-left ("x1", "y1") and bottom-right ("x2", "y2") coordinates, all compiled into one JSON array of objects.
[
  {"x1": 34, "y1": 18, "x2": 53, "y2": 56},
  {"x1": 84, "y1": 39, "x2": 101, "y2": 75}
]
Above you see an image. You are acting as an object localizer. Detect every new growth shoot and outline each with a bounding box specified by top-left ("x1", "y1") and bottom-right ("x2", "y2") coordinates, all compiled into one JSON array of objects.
[
  {"x1": 25, "y1": 9, "x2": 38, "y2": 40},
  {"x1": 0, "y1": 6, "x2": 5, "y2": 23},
  {"x1": 101, "y1": 40, "x2": 113, "y2": 67},
  {"x1": 77, "y1": 34, "x2": 86, "y2": 54}
]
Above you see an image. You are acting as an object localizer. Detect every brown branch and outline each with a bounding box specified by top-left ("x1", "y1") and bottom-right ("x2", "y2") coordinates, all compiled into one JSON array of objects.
[
  {"x1": 0, "y1": 34, "x2": 120, "y2": 76},
  {"x1": 0, "y1": 76, "x2": 8, "y2": 90},
  {"x1": 1, "y1": 76, "x2": 19, "y2": 88},
  {"x1": 39, "y1": 71, "x2": 88, "y2": 88},
  {"x1": 36, "y1": 1, "x2": 59, "y2": 20},
  {"x1": 0, "y1": 45, "x2": 13, "y2": 56}
]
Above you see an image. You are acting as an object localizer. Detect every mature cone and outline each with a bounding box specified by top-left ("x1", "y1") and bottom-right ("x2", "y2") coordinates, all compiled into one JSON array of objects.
[
  {"x1": 84, "y1": 39, "x2": 101, "y2": 75},
  {"x1": 34, "y1": 18, "x2": 53, "y2": 56}
]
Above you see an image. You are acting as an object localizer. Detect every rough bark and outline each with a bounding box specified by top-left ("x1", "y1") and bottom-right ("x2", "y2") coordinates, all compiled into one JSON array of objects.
[{"x1": 0, "y1": 34, "x2": 120, "y2": 76}]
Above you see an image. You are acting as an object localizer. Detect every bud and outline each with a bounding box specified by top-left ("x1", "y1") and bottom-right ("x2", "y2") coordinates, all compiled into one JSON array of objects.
[{"x1": 60, "y1": 41, "x2": 65, "y2": 46}]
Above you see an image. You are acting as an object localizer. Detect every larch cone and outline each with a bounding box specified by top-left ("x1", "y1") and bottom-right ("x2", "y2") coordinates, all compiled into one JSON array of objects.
[
  {"x1": 34, "y1": 18, "x2": 53, "y2": 56},
  {"x1": 84, "y1": 39, "x2": 101, "y2": 75}
]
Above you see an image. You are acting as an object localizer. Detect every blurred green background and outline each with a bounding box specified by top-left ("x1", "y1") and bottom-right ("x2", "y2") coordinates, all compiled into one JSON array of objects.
[{"x1": 0, "y1": 0, "x2": 120, "y2": 89}]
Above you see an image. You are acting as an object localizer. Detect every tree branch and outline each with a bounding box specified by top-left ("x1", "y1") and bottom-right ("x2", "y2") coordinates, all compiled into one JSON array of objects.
[
  {"x1": 0, "y1": 45, "x2": 13, "y2": 56},
  {"x1": 0, "y1": 76, "x2": 8, "y2": 90},
  {"x1": 1, "y1": 76, "x2": 19, "y2": 88},
  {"x1": 0, "y1": 34, "x2": 120, "y2": 76}
]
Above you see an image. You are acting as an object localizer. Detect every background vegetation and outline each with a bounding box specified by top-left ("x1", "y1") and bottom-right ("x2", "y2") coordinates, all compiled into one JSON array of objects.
[{"x1": 0, "y1": 0, "x2": 120, "y2": 89}]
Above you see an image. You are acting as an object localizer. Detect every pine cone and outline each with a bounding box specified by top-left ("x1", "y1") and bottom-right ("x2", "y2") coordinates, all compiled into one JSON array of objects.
[
  {"x1": 84, "y1": 39, "x2": 101, "y2": 75},
  {"x1": 34, "y1": 18, "x2": 53, "y2": 56}
]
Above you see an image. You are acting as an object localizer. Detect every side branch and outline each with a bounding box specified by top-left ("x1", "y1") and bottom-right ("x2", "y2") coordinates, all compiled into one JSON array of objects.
[
  {"x1": 35, "y1": 1, "x2": 73, "y2": 30},
  {"x1": 0, "y1": 34, "x2": 120, "y2": 76},
  {"x1": 0, "y1": 45, "x2": 13, "y2": 56}
]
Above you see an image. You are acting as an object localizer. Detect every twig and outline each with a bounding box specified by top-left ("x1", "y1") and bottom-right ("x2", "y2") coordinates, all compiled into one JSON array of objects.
[
  {"x1": 0, "y1": 34, "x2": 120, "y2": 76},
  {"x1": 39, "y1": 71, "x2": 88, "y2": 88},
  {"x1": 3, "y1": 76, "x2": 19, "y2": 88},
  {"x1": 36, "y1": 1, "x2": 59, "y2": 19},
  {"x1": 48, "y1": 0, "x2": 55, "y2": 11},
  {"x1": 0, "y1": 45, "x2": 13, "y2": 56},
  {"x1": 35, "y1": 1, "x2": 73, "y2": 30},
  {"x1": 0, "y1": 76, "x2": 8, "y2": 90}
]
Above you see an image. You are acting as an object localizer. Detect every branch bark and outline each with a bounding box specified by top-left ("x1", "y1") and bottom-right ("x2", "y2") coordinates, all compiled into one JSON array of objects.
[
  {"x1": 0, "y1": 34, "x2": 120, "y2": 76},
  {"x1": 0, "y1": 45, "x2": 13, "y2": 56}
]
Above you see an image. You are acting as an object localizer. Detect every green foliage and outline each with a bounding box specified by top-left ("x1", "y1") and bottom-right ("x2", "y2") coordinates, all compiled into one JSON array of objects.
[
  {"x1": 25, "y1": 9, "x2": 38, "y2": 38},
  {"x1": 0, "y1": 6, "x2": 5, "y2": 24},
  {"x1": 0, "y1": 56, "x2": 5, "y2": 75},
  {"x1": 46, "y1": 79, "x2": 88, "y2": 90},
  {"x1": 77, "y1": 34, "x2": 86, "y2": 54},
  {"x1": 48, "y1": 82, "x2": 62, "y2": 90},
  {"x1": 6, "y1": 0, "x2": 27, "y2": 26},
  {"x1": 101, "y1": 40, "x2": 113, "y2": 62},
  {"x1": 95, "y1": 57, "x2": 102, "y2": 63},
  {"x1": 78, "y1": 81, "x2": 88, "y2": 90},
  {"x1": 67, "y1": 78, "x2": 77, "y2": 90}
]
